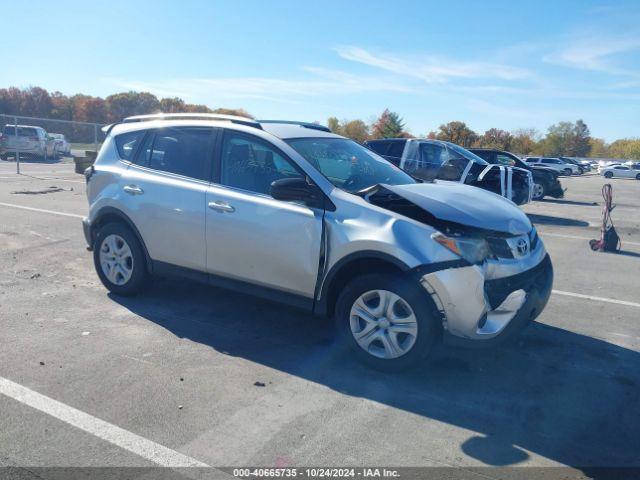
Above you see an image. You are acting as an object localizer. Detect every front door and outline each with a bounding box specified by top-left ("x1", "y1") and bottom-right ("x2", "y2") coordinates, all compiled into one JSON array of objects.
[{"x1": 205, "y1": 130, "x2": 323, "y2": 299}]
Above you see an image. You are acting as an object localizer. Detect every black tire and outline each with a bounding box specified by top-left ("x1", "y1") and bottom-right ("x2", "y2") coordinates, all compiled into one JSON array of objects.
[
  {"x1": 532, "y1": 182, "x2": 546, "y2": 200},
  {"x1": 335, "y1": 273, "x2": 441, "y2": 371},
  {"x1": 604, "y1": 171, "x2": 613, "y2": 178},
  {"x1": 635, "y1": 173, "x2": 640, "y2": 180},
  {"x1": 563, "y1": 168, "x2": 572, "y2": 176},
  {"x1": 93, "y1": 222, "x2": 148, "y2": 296}
]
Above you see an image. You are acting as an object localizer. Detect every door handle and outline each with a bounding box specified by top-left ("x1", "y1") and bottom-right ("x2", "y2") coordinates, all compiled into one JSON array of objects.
[
  {"x1": 208, "y1": 200, "x2": 235, "y2": 213},
  {"x1": 123, "y1": 185, "x2": 144, "y2": 195}
]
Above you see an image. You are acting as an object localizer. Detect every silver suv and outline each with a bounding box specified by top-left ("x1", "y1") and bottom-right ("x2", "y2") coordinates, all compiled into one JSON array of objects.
[{"x1": 83, "y1": 114, "x2": 553, "y2": 370}]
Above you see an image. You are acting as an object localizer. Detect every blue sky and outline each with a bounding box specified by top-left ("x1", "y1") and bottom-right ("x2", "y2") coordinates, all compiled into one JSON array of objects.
[{"x1": 3, "y1": 0, "x2": 639, "y2": 141}]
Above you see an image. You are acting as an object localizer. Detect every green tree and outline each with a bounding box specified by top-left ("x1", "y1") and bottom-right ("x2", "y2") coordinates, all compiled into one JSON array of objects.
[
  {"x1": 570, "y1": 119, "x2": 591, "y2": 156},
  {"x1": 435, "y1": 121, "x2": 478, "y2": 147},
  {"x1": 371, "y1": 109, "x2": 405, "y2": 138},
  {"x1": 608, "y1": 139, "x2": 640, "y2": 160}
]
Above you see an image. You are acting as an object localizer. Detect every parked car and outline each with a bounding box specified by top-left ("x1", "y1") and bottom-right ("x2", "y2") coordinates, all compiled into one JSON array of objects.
[
  {"x1": 83, "y1": 113, "x2": 553, "y2": 370},
  {"x1": 559, "y1": 157, "x2": 585, "y2": 174},
  {"x1": 0, "y1": 124, "x2": 57, "y2": 160},
  {"x1": 470, "y1": 148, "x2": 564, "y2": 200},
  {"x1": 524, "y1": 157, "x2": 580, "y2": 176},
  {"x1": 365, "y1": 138, "x2": 533, "y2": 205},
  {"x1": 600, "y1": 164, "x2": 640, "y2": 180},
  {"x1": 50, "y1": 133, "x2": 71, "y2": 156}
]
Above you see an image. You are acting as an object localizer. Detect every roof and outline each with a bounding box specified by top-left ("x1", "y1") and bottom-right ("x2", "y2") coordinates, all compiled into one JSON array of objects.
[{"x1": 104, "y1": 114, "x2": 340, "y2": 140}]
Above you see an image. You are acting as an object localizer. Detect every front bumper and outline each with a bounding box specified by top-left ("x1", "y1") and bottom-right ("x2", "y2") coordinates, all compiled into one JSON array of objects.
[{"x1": 419, "y1": 254, "x2": 553, "y2": 347}]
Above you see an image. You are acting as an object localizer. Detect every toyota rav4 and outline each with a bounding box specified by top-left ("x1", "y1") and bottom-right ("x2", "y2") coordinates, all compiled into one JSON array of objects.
[{"x1": 83, "y1": 114, "x2": 553, "y2": 370}]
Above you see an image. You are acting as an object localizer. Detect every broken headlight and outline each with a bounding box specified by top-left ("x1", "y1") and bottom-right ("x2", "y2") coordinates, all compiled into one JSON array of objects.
[{"x1": 432, "y1": 232, "x2": 491, "y2": 265}]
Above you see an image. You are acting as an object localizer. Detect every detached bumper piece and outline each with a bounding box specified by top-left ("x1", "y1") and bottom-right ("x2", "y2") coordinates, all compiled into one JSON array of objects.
[
  {"x1": 420, "y1": 254, "x2": 553, "y2": 348},
  {"x1": 82, "y1": 217, "x2": 93, "y2": 250}
]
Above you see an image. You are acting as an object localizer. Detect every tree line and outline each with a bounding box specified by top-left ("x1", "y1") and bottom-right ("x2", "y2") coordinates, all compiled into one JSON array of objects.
[
  {"x1": 1, "y1": 86, "x2": 638, "y2": 159},
  {"x1": 330, "y1": 109, "x2": 639, "y2": 159}
]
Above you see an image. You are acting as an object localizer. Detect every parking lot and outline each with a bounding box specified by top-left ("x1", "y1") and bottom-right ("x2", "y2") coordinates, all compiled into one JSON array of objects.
[{"x1": 0, "y1": 159, "x2": 639, "y2": 475}]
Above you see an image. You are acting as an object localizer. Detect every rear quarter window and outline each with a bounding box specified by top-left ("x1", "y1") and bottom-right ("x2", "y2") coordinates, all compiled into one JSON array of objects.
[{"x1": 114, "y1": 130, "x2": 145, "y2": 161}]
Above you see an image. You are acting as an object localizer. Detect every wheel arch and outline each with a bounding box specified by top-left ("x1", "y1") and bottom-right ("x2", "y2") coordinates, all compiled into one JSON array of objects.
[
  {"x1": 314, "y1": 251, "x2": 410, "y2": 317},
  {"x1": 90, "y1": 207, "x2": 153, "y2": 273}
]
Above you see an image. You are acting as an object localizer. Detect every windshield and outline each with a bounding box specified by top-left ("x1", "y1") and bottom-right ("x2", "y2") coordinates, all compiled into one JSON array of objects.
[
  {"x1": 444, "y1": 142, "x2": 489, "y2": 165},
  {"x1": 286, "y1": 137, "x2": 416, "y2": 192}
]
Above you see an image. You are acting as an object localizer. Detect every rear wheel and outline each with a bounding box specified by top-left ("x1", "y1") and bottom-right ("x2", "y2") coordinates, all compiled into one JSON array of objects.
[
  {"x1": 604, "y1": 171, "x2": 613, "y2": 179},
  {"x1": 532, "y1": 182, "x2": 546, "y2": 200},
  {"x1": 636, "y1": 173, "x2": 640, "y2": 180},
  {"x1": 336, "y1": 273, "x2": 441, "y2": 371},
  {"x1": 93, "y1": 223, "x2": 148, "y2": 296}
]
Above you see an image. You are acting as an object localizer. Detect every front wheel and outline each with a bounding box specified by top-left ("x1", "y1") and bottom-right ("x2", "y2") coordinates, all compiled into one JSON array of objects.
[
  {"x1": 636, "y1": 173, "x2": 640, "y2": 180},
  {"x1": 604, "y1": 171, "x2": 613, "y2": 178},
  {"x1": 532, "y1": 182, "x2": 546, "y2": 200},
  {"x1": 563, "y1": 168, "x2": 572, "y2": 176},
  {"x1": 335, "y1": 273, "x2": 441, "y2": 371},
  {"x1": 93, "y1": 223, "x2": 148, "y2": 296}
]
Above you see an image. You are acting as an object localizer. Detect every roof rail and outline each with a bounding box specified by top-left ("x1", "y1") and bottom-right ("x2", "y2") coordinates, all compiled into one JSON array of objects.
[
  {"x1": 122, "y1": 113, "x2": 262, "y2": 129},
  {"x1": 258, "y1": 120, "x2": 331, "y2": 133}
]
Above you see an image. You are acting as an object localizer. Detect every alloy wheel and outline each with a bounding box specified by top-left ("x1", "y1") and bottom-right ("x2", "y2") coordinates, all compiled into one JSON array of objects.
[
  {"x1": 532, "y1": 183, "x2": 544, "y2": 199},
  {"x1": 99, "y1": 234, "x2": 134, "y2": 286},
  {"x1": 349, "y1": 290, "x2": 418, "y2": 359}
]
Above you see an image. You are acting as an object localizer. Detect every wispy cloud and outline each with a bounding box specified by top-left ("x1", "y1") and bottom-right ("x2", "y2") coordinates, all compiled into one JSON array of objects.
[
  {"x1": 544, "y1": 33, "x2": 640, "y2": 75},
  {"x1": 335, "y1": 46, "x2": 531, "y2": 83},
  {"x1": 105, "y1": 68, "x2": 413, "y2": 104}
]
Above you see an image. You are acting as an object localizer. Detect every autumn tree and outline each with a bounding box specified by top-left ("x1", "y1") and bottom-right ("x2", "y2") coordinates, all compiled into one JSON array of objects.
[
  {"x1": 510, "y1": 128, "x2": 540, "y2": 155},
  {"x1": 435, "y1": 121, "x2": 478, "y2": 147},
  {"x1": 159, "y1": 97, "x2": 186, "y2": 113},
  {"x1": 608, "y1": 139, "x2": 640, "y2": 160},
  {"x1": 477, "y1": 128, "x2": 512, "y2": 150},
  {"x1": 371, "y1": 109, "x2": 405, "y2": 139},
  {"x1": 588, "y1": 138, "x2": 607, "y2": 158},
  {"x1": 327, "y1": 117, "x2": 341, "y2": 134},
  {"x1": 570, "y1": 119, "x2": 591, "y2": 157},
  {"x1": 341, "y1": 120, "x2": 370, "y2": 143},
  {"x1": 105, "y1": 91, "x2": 160, "y2": 122},
  {"x1": 212, "y1": 107, "x2": 252, "y2": 118}
]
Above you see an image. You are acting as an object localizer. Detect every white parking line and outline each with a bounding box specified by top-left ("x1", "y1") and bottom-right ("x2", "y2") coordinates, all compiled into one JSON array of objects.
[
  {"x1": 540, "y1": 231, "x2": 640, "y2": 247},
  {"x1": 0, "y1": 202, "x2": 84, "y2": 219},
  {"x1": 553, "y1": 290, "x2": 640, "y2": 308},
  {"x1": 0, "y1": 376, "x2": 209, "y2": 467}
]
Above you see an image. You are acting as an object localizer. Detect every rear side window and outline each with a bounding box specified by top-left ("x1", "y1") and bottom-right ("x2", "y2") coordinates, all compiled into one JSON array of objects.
[
  {"x1": 386, "y1": 142, "x2": 405, "y2": 158},
  {"x1": 366, "y1": 141, "x2": 390, "y2": 155},
  {"x1": 115, "y1": 130, "x2": 145, "y2": 161},
  {"x1": 147, "y1": 127, "x2": 213, "y2": 181}
]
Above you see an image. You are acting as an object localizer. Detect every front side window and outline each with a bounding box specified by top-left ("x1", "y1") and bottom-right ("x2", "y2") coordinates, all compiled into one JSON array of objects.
[
  {"x1": 221, "y1": 132, "x2": 303, "y2": 195},
  {"x1": 496, "y1": 154, "x2": 516, "y2": 166},
  {"x1": 287, "y1": 137, "x2": 415, "y2": 193},
  {"x1": 147, "y1": 127, "x2": 212, "y2": 181}
]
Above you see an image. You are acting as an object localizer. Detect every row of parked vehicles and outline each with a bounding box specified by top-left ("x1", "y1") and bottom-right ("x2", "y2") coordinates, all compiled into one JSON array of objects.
[
  {"x1": 83, "y1": 113, "x2": 554, "y2": 370},
  {"x1": 0, "y1": 124, "x2": 71, "y2": 160},
  {"x1": 598, "y1": 161, "x2": 640, "y2": 179}
]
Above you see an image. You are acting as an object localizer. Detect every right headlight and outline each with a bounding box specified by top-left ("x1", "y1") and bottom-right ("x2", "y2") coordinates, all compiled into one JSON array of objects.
[{"x1": 432, "y1": 232, "x2": 491, "y2": 265}]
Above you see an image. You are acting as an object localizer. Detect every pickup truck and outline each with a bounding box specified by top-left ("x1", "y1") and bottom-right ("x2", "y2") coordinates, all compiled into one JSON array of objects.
[
  {"x1": 470, "y1": 148, "x2": 564, "y2": 200},
  {"x1": 365, "y1": 138, "x2": 532, "y2": 205}
]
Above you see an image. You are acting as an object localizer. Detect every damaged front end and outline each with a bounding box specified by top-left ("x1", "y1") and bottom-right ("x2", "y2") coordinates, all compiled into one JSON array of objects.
[{"x1": 364, "y1": 183, "x2": 553, "y2": 345}]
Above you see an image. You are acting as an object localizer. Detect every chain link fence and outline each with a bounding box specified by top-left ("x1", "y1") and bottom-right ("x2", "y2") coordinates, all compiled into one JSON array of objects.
[{"x1": 0, "y1": 114, "x2": 106, "y2": 174}]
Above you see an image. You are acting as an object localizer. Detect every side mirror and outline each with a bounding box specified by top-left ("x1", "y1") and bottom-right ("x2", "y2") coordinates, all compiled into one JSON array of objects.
[{"x1": 270, "y1": 177, "x2": 323, "y2": 208}]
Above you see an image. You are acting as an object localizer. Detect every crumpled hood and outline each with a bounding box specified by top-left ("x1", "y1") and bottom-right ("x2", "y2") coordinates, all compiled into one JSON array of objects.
[{"x1": 382, "y1": 181, "x2": 532, "y2": 235}]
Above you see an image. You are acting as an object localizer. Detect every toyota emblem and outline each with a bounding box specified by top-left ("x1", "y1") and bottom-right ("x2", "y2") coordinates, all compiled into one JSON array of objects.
[{"x1": 516, "y1": 238, "x2": 529, "y2": 256}]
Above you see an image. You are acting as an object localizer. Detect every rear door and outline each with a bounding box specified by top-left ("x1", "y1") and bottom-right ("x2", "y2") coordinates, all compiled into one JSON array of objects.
[
  {"x1": 119, "y1": 126, "x2": 216, "y2": 271},
  {"x1": 205, "y1": 129, "x2": 323, "y2": 300}
]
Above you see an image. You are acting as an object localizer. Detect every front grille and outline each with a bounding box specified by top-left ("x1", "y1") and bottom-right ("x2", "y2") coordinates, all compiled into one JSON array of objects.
[{"x1": 486, "y1": 236, "x2": 514, "y2": 259}]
